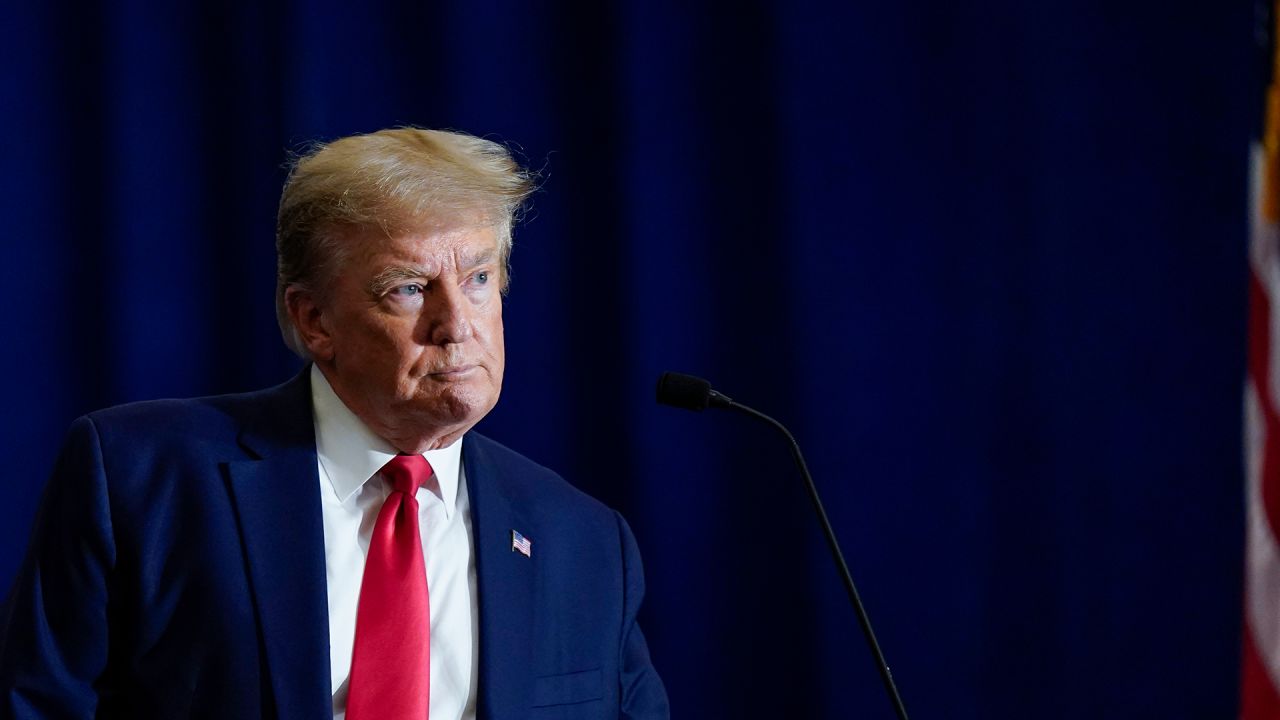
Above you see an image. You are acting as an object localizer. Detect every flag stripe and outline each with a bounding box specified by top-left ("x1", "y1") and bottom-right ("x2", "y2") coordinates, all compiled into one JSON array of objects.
[
  {"x1": 1243, "y1": 628, "x2": 1280, "y2": 717},
  {"x1": 1243, "y1": 6, "x2": 1280, "y2": 708},
  {"x1": 1248, "y1": 270, "x2": 1280, "y2": 546}
]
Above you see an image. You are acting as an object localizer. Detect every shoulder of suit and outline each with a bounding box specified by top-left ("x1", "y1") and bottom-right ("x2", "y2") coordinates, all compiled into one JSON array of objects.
[
  {"x1": 463, "y1": 431, "x2": 616, "y2": 519},
  {"x1": 79, "y1": 371, "x2": 309, "y2": 456}
]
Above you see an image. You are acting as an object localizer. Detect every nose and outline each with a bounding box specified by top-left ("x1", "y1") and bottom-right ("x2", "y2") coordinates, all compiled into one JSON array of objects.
[{"x1": 423, "y1": 283, "x2": 474, "y2": 346}]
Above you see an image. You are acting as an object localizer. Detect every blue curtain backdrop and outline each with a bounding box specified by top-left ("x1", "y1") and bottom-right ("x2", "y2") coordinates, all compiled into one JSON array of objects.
[{"x1": 1, "y1": 1, "x2": 1252, "y2": 717}]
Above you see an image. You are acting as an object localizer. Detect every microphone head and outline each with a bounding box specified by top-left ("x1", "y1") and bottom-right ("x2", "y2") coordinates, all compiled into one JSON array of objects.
[{"x1": 656, "y1": 372, "x2": 714, "y2": 411}]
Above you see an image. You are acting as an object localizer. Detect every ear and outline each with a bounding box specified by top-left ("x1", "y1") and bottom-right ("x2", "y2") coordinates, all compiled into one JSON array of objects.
[{"x1": 285, "y1": 285, "x2": 335, "y2": 362}]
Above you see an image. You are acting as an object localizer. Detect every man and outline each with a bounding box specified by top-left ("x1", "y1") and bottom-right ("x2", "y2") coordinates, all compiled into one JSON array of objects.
[{"x1": 0, "y1": 128, "x2": 669, "y2": 719}]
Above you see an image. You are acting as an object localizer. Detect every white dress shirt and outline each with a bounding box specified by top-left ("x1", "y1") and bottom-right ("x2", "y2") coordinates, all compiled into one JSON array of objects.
[{"x1": 311, "y1": 365, "x2": 479, "y2": 720}]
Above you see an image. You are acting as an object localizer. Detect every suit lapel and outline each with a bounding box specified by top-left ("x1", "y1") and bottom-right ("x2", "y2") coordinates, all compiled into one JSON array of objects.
[
  {"x1": 224, "y1": 370, "x2": 332, "y2": 720},
  {"x1": 465, "y1": 436, "x2": 536, "y2": 720}
]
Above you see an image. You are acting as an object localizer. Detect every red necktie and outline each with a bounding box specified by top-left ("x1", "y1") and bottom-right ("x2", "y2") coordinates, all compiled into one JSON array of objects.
[{"x1": 346, "y1": 455, "x2": 432, "y2": 720}]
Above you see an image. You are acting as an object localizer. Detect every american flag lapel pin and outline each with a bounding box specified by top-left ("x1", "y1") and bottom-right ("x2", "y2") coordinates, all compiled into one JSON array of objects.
[{"x1": 511, "y1": 529, "x2": 532, "y2": 557}]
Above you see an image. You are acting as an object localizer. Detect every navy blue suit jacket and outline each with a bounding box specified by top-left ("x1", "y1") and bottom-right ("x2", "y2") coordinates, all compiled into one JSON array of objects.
[{"x1": 0, "y1": 370, "x2": 669, "y2": 719}]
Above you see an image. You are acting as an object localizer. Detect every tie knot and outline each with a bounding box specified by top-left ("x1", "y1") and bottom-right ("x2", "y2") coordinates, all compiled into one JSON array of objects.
[{"x1": 380, "y1": 454, "x2": 433, "y2": 496}]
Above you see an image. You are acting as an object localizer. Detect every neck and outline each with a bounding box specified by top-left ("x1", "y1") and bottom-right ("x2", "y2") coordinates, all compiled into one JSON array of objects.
[{"x1": 382, "y1": 428, "x2": 467, "y2": 454}]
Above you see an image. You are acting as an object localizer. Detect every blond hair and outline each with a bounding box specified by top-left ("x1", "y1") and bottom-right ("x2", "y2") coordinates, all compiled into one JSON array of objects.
[{"x1": 275, "y1": 127, "x2": 535, "y2": 357}]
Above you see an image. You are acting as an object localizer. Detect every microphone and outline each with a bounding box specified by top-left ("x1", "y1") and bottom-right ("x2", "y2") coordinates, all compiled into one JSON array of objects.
[
  {"x1": 655, "y1": 372, "x2": 734, "y2": 411},
  {"x1": 656, "y1": 372, "x2": 911, "y2": 720}
]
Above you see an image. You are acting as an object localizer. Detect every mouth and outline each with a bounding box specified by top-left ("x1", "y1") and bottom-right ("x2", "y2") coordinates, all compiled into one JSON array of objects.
[{"x1": 428, "y1": 365, "x2": 479, "y2": 379}]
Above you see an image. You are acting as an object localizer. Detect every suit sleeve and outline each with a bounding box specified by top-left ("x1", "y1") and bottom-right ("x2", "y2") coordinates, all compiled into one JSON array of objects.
[
  {"x1": 0, "y1": 416, "x2": 117, "y2": 719},
  {"x1": 613, "y1": 512, "x2": 670, "y2": 720}
]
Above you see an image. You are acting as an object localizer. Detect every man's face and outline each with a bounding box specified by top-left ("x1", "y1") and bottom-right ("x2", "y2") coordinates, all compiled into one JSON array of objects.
[{"x1": 302, "y1": 223, "x2": 505, "y2": 451}]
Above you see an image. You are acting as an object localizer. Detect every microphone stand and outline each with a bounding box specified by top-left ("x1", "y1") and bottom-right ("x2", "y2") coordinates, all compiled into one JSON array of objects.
[
  {"x1": 724, "y1": 399, "x2": 910, "y2": 720},
  {"x1": 656, "y1": 373, "x2": 910, "y2": 720}
]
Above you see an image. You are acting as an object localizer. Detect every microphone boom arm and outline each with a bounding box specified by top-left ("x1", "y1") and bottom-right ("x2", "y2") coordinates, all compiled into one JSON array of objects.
[
  {"x1": 656, "y1": 372, "x2": 909, "y2": 719},
  {"x1": 723, "y1": 399, "x2": 910, "y2": 720}
]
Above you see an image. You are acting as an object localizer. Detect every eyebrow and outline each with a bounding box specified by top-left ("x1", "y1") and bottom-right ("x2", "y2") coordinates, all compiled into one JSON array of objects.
[
  {"x1": 367, "y1": 265, "x2": 430, "y2": 297},
  {"x1": 459, "y1": 247, "x2": 497, "y2": 269}
]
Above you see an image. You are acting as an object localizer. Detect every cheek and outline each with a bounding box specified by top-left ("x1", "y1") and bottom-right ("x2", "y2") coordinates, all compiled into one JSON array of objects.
[
  {"x1": 488, "y1": 317, "x2": 505, "y2": 363},
  {"x1": 388, "y1": 332, "x2": 430, "y2": 370},
  {"x1": 341, "y1": 318, "x2": 420, "y2": 376},
  {"x1": 367, "y1": 316, "x2": 418, "y2": 357}
]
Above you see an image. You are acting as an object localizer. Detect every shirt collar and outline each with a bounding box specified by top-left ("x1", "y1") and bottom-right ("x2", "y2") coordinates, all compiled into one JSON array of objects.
[{"x1": 310, "y1": 364, "x2": 461, "y2": 518}]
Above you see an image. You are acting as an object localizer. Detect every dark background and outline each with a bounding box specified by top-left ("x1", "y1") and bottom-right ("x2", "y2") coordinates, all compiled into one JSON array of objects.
[{"x1": 0, "y1": 1, "x2": 1254, "y2": 717}]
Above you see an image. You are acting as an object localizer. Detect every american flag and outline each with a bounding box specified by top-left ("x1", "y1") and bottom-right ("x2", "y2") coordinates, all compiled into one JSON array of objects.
[
  {"x1": 1243, "y1": 2, "x2": 1280, "y2": 715},
  {"x1": 511, "y1": 529, "x2": 532, "y2": 557}
]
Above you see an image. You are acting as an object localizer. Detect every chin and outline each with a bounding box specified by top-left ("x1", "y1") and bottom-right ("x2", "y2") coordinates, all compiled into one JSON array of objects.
[{"x1": 417, "y1": 384, "x2": 498, "y2": 428}]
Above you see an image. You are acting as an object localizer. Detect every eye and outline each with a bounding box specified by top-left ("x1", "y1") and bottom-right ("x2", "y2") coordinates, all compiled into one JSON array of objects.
[
  {"x1": 390, "y1": 283, "x2": 424, "y2": 297},
  {"x1": 475, "y1": 271, "x2": 489, "y2": 285}
]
